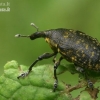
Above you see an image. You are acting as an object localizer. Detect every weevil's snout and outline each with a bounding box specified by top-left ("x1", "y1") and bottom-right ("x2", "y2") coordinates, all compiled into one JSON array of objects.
[
  {"x1": 30, "y1": 31, "x2": 46, "y2": 40},
  {"x1": 30, "y1": 32, "x2": 39, "y2": 40}
]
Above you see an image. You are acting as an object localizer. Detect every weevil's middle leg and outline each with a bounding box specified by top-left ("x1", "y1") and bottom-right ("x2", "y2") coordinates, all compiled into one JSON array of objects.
[
  {"x1": 17, "y1": 52, "x2": 57, "y2": 79},
  {"x1": 53, "y1": 56, "x2": 63, "y2": 92},
  {"x1": 53, "y1": 55, "x2": 57, "y2": 63}
]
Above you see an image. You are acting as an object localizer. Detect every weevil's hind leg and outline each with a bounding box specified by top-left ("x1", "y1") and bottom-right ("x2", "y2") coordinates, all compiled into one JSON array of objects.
[
  {"x1": 74, "y1": 64, "x2": 94, "y2": 90},
  {"x1": 53, "y1": 56, "x2": 63, "y2": 92},
  {"x1": 17, "y1": 52, "x2": 57, "y2": 79}
]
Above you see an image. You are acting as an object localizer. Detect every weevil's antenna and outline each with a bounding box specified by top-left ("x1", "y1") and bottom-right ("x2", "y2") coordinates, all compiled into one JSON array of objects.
[
  {"x1": 15, "y1": 23, "x2": 39, "y2": 38},
  {"x1": 30, "y1": 23, "x2": 39, "y2": 32},
  {"x1": 15, "y1": 34, "x2": 30, "y2": 38}
]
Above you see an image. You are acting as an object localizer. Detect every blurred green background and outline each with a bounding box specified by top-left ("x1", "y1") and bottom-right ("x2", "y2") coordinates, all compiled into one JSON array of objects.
[{"x1": 0, "y1": 0, "x2": 100, "y2": 98}]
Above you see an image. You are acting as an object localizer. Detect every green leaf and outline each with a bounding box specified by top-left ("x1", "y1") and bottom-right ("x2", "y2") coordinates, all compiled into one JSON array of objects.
[
  {"x1": 0, "y1": 60, "x2": 71, "y2": 100},
  {"x1": 0, "y1": 60, "x2": 100, "y2": 100}
]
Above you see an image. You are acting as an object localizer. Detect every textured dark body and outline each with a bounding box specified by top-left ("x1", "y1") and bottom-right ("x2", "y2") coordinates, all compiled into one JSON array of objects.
[
  {"x1": 17, "y1": 27, "x2": 100, "y2": 91},
  {"x1": 44, "y1": 28, "x2": 100, "y2": 71}
]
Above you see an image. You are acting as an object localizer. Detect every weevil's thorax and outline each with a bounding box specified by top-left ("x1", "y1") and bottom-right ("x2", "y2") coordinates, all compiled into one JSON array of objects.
[{"x1": 45, "y1": 28, "x2": 68, "y2": 52}]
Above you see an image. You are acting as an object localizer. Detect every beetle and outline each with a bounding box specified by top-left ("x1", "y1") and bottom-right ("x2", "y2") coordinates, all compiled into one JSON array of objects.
[{"x1": 15, "y1": 23, "x2": 100, "y2": 92}]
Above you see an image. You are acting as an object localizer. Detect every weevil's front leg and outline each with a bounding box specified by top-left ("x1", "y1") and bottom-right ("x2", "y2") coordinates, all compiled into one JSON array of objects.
[
  {"x1": 17, "y1": 52, "x2": 57, "y2": 79},
  {"x1": 53, "y1": 56, "x2": 63, "y2": 92}
]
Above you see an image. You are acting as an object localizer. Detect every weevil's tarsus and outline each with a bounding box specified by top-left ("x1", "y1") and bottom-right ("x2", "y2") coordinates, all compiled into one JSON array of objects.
[
  {"x1": 17, "y1": 71, "x2": 29, "y2": 79},
  {"x1": 87, "y1": 80, "x2": 94, "y2": 90}
]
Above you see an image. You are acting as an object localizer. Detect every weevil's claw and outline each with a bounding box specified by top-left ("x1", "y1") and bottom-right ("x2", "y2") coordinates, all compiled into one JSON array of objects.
[
  {"x1": 87, "y1": 80, "x2": 94, "y2": 90},
  {"x1": 17, "y1": 72, "x2": 29, "y2": 79}
]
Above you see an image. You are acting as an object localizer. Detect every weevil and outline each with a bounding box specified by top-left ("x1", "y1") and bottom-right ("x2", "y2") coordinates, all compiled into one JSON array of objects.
[{"x1": 15, "y1": 23, "x2": 100, "y2": 92}]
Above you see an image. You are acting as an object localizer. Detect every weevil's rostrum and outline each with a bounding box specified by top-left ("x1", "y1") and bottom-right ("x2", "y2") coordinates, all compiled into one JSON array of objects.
[
  {"x1": 16, "y1": 23, "x2": 100, "y2": 92},
  {"x1": 45, "y1": 29, "x2": 100, "y2": 71}
]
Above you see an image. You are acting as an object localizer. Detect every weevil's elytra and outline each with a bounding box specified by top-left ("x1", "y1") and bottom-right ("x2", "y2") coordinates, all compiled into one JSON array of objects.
[{"x1": 16, "y1": 23, "x2": 100, "y2": 92}]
